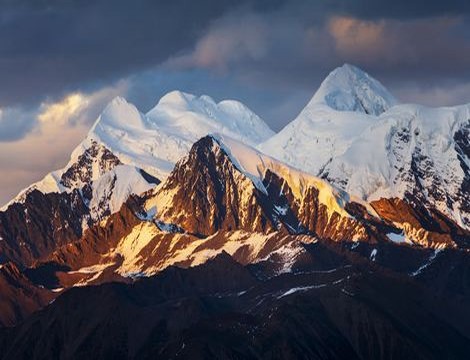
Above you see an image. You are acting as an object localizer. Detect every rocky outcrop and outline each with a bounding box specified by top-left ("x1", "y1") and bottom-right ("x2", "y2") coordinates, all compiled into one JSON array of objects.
[
  {"x1": 151, "y1": 136, "x2": 277, "y2": 236},
  {"x1": 60, "y1": 141, "x2": 122, "y2": 189},
  {"x1": 151, "y1": 136, "x2": 377, "y2": 243},
  {"x1": 0, "y1": 189, "x2": 90, "y2": 266},
  {"x1": 371, "y1": 197, "x2": 470, "y2": 248},
  {"x1": 28, "y1": 136, "x2": 469, "y2": 286},
  {"x1": 262, "y1": 169, "x2": 381, "y2": 242},
  {"x1": 454, "y1": 121, "x2": 470, "y2": 227},
  {"x1": 0, "y1": 142, "x2": 159, "y2": 267},
  {"x1": 45, "y1": 195, "x2": 145, "y2": 270}
]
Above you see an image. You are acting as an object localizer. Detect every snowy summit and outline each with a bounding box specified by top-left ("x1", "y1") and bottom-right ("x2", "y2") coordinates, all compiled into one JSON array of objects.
[{"x1": 309, "y1": 63, "x2": 397, "y2": 116}]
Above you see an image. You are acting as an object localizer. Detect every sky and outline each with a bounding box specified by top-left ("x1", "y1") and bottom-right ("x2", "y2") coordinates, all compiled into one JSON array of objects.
[{"x1": 1, "y1": 0, "x2": 470, "y2": 205}]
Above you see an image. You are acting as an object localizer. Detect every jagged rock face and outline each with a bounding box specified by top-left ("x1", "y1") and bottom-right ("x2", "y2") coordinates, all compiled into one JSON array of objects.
[
  {"x1": 316, "y1": 117, "x2": 470, "y2": 247},
  {"x1": 262, "y1": 169, "x2": 302, "y2": 232},
  {"x1": 260, "y1": 71, "x2": 470, "y2": 234},
  {"x1": 454, "y1": 122, "x2": 470, "y2": 226},
  {"x1": 0, "y1": 190, "x2": 90, "y2": 266},
  {"x1": 30, "y1": 138, "x2": 381, "y2": 281},
  {"x1": 263, "y1": 166, "x2": 469, "y2": 247},
  {"x1": 60, "y1": 141, "x2": 122, "y2": 189},
  {"x1": 395, "y1": 120, "x2": 470, "y2": 232},
  {"x1": 371, "y1": 197, "x2": 470, "y2": 248},
  {"x1": 262, "y1": 170, "x2": 375, "y2": 242},
  {"x1": 152, "y1": 137, "x2": 276, "y2": 236},
  {"x1": 0, "y1": 142, "x2": 158, "y2": 268},
  {"x1": 153, "y1": 137, "x2": 375, "y2": 243},
  {"x1": 297, "y1": 186, "x2": 368, "y2": 241},
  {"x1": 317, "y1": 118, "x2": 470, "y2": 232},
  {"x1": 1, "y1": 133, "x2": 466, "y2": 288},
  {"x1": 46, "y1": 196, "x2": 145, "y2": 270}
]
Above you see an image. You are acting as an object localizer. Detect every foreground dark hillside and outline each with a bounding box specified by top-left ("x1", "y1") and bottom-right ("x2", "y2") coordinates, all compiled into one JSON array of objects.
[{"x1": 1, "y1": 244, "x2": 469, "y2": 360}]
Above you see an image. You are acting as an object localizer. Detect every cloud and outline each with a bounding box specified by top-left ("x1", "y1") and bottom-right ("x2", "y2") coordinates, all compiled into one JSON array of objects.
[
  {"x1": 37, "y1": 93, "x2": 90, "y2": 126},
  {"x1": 165, "y1": 9, "x2": 324, "y2": 87},
  {"x1": 166, "y1": 5, "x2": 470, "y2": 91},
  {"x1": 0, "y1": 82, "x2": 127, "y2": 204},
  {"x1": 2, "y1": 1, "x2": 470, "y2": 139},
  {"x1": 326, "y1": 15, "x2": 470, "y2": 77},
  {"x1": 0, "y1": 81, "x2": 127, "y2": 142},
  {"x1": 328, "y1": 16, "x2": 387, "y2": 59},
  {"x1": 326, "y1": 0, "x2": 470, "y2": 20},
  {"x1": 168, "y1": 13, "x2": 269, "y2": 72},
  {"x1": 0, "y1": 106, "x2": 37, "y2": 141},
  {"x1": 3, "y1": 0, "x2": 470, "y2": 130},
  {"x1": 37, "y1": 81, "x2": 128, "y2": 128},
  {"x1": 0, "y1": 123, "x2": 88, "y2": 205},
  {"x1": 3, "y1": 0, "x2": 470, "y2": 205},
  {"x1": 3, "y1": 0, "x2": 469, "y2": 109},
  {"x1": 391, "y1": 81, "x2": 470, "y2": 106},
  {"x1": 0, "y1": 0, "x2": 278, "y2": 108}
]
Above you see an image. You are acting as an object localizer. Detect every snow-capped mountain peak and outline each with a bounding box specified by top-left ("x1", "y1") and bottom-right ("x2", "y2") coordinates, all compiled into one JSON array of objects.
[
  {"x1": 155, "y1": 90, "x2": 200, "y2": 108},
  {"x1": 259, "y1": 64, "x2": 470, "y2": 232},
  {"x1": 2, "y1": 90, "x2": 273, "y2": 225},
  {"x1": 146, "y1": 90, "x2": 274, "y2": 146},
  {"x1": 81, "y1": 91, "x2": 274, "y2": 181},
  {"x1": 309, "y1": 63, "x2": 397, "y2": 116},
  {"x1": 90, "y1": 96, "x2": 147, "y2": 134}
]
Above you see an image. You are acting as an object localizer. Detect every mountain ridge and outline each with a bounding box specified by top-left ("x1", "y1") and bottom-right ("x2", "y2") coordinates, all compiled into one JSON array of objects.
[
  {"x1": 0, "y1": 64, "x2": 469, "y2": 340},
  {"x1": 259, "y1": 65, "x2": 470, "y2": 231},
  {"x1": 309, "y1": 63, "x2": 398, "y2": 115}
]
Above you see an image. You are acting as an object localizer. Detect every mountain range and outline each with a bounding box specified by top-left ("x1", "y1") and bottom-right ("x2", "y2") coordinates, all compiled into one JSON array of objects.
[{"x1": 0, "y1": 64, "x2": 469, "y2": 360}]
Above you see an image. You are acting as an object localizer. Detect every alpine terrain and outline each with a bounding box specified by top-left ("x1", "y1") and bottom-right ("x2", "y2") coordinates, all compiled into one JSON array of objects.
[{"x1": 0, "y1": 65, "x2": 469, "y2": 360}]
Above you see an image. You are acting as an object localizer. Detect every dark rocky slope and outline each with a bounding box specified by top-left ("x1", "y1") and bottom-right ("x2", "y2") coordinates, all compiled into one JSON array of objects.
[{"x1": 1, "y1": 251, "x2": 470, "y2": 360}]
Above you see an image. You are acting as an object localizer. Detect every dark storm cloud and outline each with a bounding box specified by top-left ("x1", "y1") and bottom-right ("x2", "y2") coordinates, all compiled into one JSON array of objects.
[
  {"x1": 2, "y1": 0, "x2": 470, "y2": 109},
  {"x1": 326, "y1": 0, "x2": 470, "y2": 20},
  {"x1": 168, "y1": 5, "x2": 470, "y2": 79},
  {"x1": 2, "y1": 0, "x2": 470, "y2": 108},
  {"x1": 0, "y1": 0, "x2": 285, "y2": 108}
]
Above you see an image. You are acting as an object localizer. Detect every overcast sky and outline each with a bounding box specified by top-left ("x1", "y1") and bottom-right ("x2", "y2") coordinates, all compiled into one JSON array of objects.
[{"x1": 1, "y1": 0, "x2": 470, "y2": 205}]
